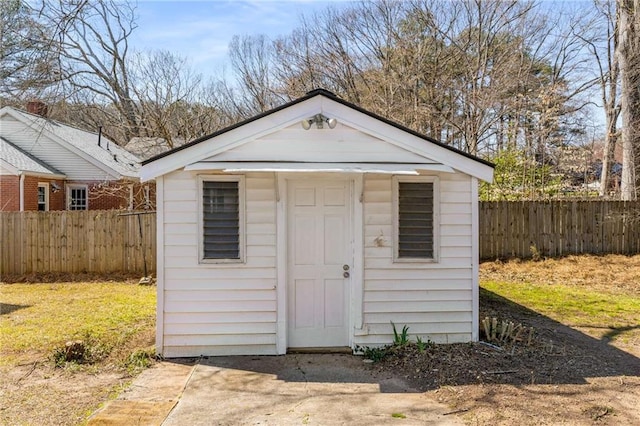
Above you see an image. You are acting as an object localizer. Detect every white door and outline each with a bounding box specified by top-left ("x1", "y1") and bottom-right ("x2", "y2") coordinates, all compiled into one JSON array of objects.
[{"x1": 287, "y1": 178, "x2": 351, "y2": 348}]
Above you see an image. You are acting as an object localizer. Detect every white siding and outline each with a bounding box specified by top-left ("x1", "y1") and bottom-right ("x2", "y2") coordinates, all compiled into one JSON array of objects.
[
  {"x1": 161, "y1": 170, "x2": 278, "y2": 357},
  {"x1": 357, "y1": 173, "x2": 474, "y2": 346},
  {"x1": 160, "y1": 169, "x2": 476, "y2": 356},
  {"x1": 208, "y1": 123, "x2": 434, "y2": 163},
  {"x1": 0, "y1": 116, "x2": 116, "y2": 180}
]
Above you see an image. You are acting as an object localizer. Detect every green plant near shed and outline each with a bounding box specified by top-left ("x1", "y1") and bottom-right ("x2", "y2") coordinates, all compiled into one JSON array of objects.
[{"x1": 391, "y1": 322, "x2": 410, "y2": 346}]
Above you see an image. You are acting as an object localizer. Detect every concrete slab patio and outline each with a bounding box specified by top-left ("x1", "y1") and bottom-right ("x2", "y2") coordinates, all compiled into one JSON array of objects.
[{"x1": 89, "y1": 354, "x2": 464, "y2": 425}]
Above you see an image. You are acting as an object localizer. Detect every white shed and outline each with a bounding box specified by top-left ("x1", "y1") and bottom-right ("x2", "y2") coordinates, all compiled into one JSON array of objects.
[{"x1": 141, "y1": 89, "x2": 494, "y2": 358}]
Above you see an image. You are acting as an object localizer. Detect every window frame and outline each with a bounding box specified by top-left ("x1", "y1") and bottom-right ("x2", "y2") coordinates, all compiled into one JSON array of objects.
[
  {"x1": 37, "y1": 182, "x2": 49, "y2": 211},
  {"x1": 198, "y1": 175, "x2": 246, "y2": 264},
  {"x1": 66, "y1": 184, "x2": 88, "y2": 210},
  {"x1": 392, "y1": 175, "x2": 440, "y2": 263}
]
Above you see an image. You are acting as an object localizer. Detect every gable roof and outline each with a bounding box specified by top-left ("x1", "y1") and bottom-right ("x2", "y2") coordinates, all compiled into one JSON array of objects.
[
  {"x1": 125, "y1": 137, "x2": 173, "y2": 161},
  {"x1": 0, "y1": 106, "x2": 141, "y2": 179},
  {"x1": 0, "y1": 136, "x2": 65, "y2": 177},
  {"x1": 141, "y1": 89, "x2": 494, "y2": 182}
]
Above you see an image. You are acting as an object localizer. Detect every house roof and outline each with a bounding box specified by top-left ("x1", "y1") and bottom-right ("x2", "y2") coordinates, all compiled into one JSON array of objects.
[
  {"x1": 0, "y1": 136, "x2": 65, "y2": 177},
  {"x1": 125, "y1": 137, "x2": 173, "y2": 161},
  {"x1": 141, "y1": 89, "x2": 495, "y2": 182},
  {"x1": 0, "y1": 106, "x2": 141, "y2": 179}
]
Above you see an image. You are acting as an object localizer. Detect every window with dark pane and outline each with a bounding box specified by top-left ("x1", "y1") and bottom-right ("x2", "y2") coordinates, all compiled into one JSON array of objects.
[
  {"x1": 37, "y1": 186, "x2": 46, "y2": 211},
  {"x1": 203, "y1": 181, "x2": 239, "y2": 259},
  {"x1": 68, "y1": 187, "x2": 87, "y2": 210},
  {"x1": 398, "y1": 182, "x2": 434, "y2": 258}
]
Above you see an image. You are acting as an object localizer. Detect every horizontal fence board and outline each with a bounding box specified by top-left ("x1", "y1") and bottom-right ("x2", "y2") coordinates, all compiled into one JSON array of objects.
[{"x1": 1, "y1": 201, "x2": 638, "y2": 275}]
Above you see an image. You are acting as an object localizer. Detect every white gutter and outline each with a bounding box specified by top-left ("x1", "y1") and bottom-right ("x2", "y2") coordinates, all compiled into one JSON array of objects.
[{"x1": 19, "y1": 173, "x2": 25, "y2": 211}]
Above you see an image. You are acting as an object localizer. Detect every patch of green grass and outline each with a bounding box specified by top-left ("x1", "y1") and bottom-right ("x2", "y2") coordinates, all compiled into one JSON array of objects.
[
  {"x1": 355, "y1": 344, "x2": 390, "y2": 362},
  {"x1": 123, "y1": 347, "x2": 156, "y2": 374},
  {"x1": 481, "y1": 280, "x2": 640, "y2": 344},
  {"x1": 0, "y1": 282, "x2": 155, "y2": 366}
]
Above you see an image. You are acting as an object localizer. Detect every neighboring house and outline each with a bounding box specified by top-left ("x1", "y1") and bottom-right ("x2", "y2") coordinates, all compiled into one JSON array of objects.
[
  {"x1": 141, "y1": 89, "x2": 494, "y2": 358},
  {"x1": 0, "y1": 102, "x2": 148, "y2": 211},
  {"x1": 125, "y1": 137, "x2": 173, "y2": 161}
]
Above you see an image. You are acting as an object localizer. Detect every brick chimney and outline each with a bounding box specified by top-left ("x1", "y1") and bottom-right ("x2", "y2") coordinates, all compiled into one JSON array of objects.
[{"x1": 26, "y1": 101, "x2": 48, "y2": 117}]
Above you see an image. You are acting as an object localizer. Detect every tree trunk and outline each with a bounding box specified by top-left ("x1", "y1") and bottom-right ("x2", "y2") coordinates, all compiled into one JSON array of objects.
[
  {"x1": 618, "y1": 0, "x2": 639, "y2": 200},
  {"x1": 600, "y1": 106, "x2": 619, "y2": 197},
  {"x1": 599, "y1": 1, "x2": 620, "y2": 198}
]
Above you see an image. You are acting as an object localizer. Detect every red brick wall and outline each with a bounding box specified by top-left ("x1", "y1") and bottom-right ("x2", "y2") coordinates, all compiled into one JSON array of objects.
[
  {"x1": 22, "y1": 176, "x2": 38, "y2": 210},
  {"x1": 22, "y1": 176, "x2": 65, "y2": 211},
  {"x1": 77, "y1": 180, "x2": 155, "y2": 210},
  {"x1": 0, "y1": 175, "x2": 19, "y2": 211},
  {"x1": 49, "y1": 180, "x2": 65, "y2": 210},
  {"x1": 0, "y1": 177, "x2": 154, "y2": 211}
]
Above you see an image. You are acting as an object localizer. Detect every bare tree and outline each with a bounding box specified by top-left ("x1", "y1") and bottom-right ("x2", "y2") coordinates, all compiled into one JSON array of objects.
[
  {"x1": 227, "y1": 34, "x2": 282, "y2": 115},
  {"x1": 581, "y1": 0, "x2": 621, "y2": 197},
  {"x1": 22, "y1": 1, "x2": 223, "y2": 151},
  {"x1": 42, "y1": 0, "x2": 140, "y2": 143},
  {"x1": 1, "y1": 0, "x2": 66, "y2": 100},
  {"x1": 130, "y1": 50, "x2": 210, "y2": 147},
  {"x1": 617, "y1": 0, "x2": 640, "y2": 200}
]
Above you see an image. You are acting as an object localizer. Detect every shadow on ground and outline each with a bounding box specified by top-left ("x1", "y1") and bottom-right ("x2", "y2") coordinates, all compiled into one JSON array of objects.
[
  {"x1": 0, "y1": 303, "x2": 29, "y2": 315},
  {"x1": 468, "y1": 288, "x2": 640, "y2": 385}
]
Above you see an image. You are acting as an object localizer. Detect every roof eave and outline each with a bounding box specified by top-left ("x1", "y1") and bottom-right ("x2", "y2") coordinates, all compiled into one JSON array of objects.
[
  {"x1": 2, "y1": 107, "x2": 140, "y2": 179},
  {"x1": 140, "y1": 89, "x2": 495, "y2": 182}
]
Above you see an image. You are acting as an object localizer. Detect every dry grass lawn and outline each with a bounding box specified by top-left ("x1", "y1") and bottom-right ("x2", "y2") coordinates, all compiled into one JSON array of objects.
[
  {"x1": 0, "y1": 279, "x2": 156, "y2": 426},
  {"x1": 481, "y1": 254, "x2": 640, "y2": 294}
]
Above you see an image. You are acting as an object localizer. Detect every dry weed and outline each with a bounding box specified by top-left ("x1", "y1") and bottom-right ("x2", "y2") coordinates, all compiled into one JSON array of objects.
[{"x1": 481, "y1": 254, "x2": 640, "y2": 294}]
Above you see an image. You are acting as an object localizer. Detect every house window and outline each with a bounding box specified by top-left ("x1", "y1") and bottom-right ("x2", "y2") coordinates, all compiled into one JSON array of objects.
[
  {"x1": 393, "y1": 176, "x2": 439, "y2": 262},
  {"x1": 199, "y1": 176, "x2": 244, "y2": 262},
  {"x1": 67, "y1": 185, "x2": 88, "y2": 210},
  {"x1": 37, "y1": 183, "x2": 49, "y2": 211}
]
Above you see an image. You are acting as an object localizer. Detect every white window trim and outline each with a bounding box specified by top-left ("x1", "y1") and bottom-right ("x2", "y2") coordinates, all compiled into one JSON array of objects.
[
  {"x1": 197, "y1": 174, "x2": 246, "y2": 264},
  {"x1": 66, "y1": 184, "x2": 88, "y2": 210},
  {"x1": 392, "y1": 175, "x2": 440, "y2": 263},
  {"x1": 37, "y1": 182, "x2": 49, "y2": 211}
]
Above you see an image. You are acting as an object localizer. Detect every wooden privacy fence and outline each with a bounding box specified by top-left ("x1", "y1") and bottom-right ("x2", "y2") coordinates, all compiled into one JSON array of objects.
[
  {"x1": 1, "y1": 201, "x2": 639, "y2": 275},
  {"x1": 0, "y1": 210, "x2": 156, "y2": 276},
  {"x1": 480, "y1": 200, "x2": 640, "y2": 259}
]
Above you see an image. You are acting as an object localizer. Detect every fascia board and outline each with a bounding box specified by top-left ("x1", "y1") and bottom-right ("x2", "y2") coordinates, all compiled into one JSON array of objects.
[
  {"x1": 0, "y1": 159, "x2": 20, "y2": 175},
  {"x1": 320, "y1": 98, "x2": 495, "y2": 183},
  {"x1": 23, "y1": 171, "x2": 67, "y2": 179},
  {"x1": 140, "y1": 97, "x2": 323, "y2": 181}
]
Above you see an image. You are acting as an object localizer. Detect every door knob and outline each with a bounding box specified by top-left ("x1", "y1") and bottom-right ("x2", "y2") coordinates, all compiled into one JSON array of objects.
[
  {"x1": 343, "y1": 271, "x2": 350, "y2": 278},
  {"x1": 343, "y1": 265, "x2": 350, "y2": 271}
]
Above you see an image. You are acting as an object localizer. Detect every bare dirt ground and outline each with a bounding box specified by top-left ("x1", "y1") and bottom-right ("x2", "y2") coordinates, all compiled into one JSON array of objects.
[
  {"x1": 377, "y1": 255, "x2": 640, "y2": 425},
  {"x1": 0, "y1": 319, "x2": 155, "y2": 426},
  {"x1": 377, "y1": 294, "x2": 640, "y2": 425}
]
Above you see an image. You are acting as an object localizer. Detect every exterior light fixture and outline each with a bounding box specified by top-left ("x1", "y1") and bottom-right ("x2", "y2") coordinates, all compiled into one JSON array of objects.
[{"x1": 301, "y1": 114, "x2": 338, "y2": 130}]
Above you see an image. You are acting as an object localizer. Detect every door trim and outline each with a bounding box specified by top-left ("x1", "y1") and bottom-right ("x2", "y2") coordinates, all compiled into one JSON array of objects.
[{"x1": 275, "y1": 174, "x2": 361, "y2": 354}]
